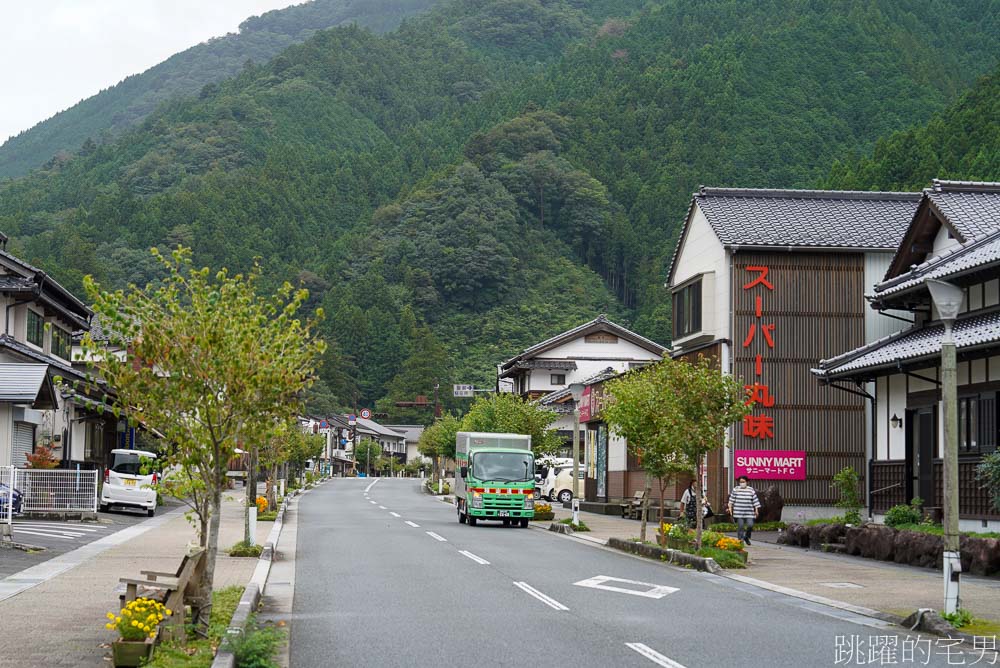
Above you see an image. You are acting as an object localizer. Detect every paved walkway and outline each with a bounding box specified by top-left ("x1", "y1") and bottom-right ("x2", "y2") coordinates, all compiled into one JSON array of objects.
[
  {"x1": 0, "y1": 490, "x2": 268, "y2": 667},
  {"x1": 548, "y1": 504, "x2": 1000, "y2": 623}
]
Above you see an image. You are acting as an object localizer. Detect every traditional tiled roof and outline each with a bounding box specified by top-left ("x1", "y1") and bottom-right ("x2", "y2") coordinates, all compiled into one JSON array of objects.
[
  {"x1": 874, "y1": 228, "x2": 1000, "y2": 302},
  {"x1": 0, "y1": 274, "x2": 35, "y2": 292},
  {"x1": 512, "y1": 359, "x2": 578, "y2": 371},
  {"x1": 668, "y1": 186, "x2": 920, "y2": 284},
  {"x1": 693, "y1": 187, "x2": 920, "y2": 248},
  {"x1": 814, "y1": 310, "x2": 1000, "y2": 380},
  {"x1": 499, "y1": 315, "x2": 666, "y2": 375},
  {"x1": 927, "y1": 180, "x2": 1000, "y2": 241},
  {"x1": 537, "y1": 367, "x2": 619, "y2": 407}
]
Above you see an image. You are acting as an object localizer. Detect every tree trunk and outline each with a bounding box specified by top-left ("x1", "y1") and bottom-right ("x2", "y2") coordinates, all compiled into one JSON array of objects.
[
  {"x1": 194, "y1": 485, "x2": 223, "y2": 621},
  {"x1": 694, "y1": 464, "x2": 703, "y2": 550},
  {"x1": 266, "y1": 463, "x2": 278, "y2": 510},
  {"x1": 639, "y1": 472, "x2": 652, "y2": 543}
]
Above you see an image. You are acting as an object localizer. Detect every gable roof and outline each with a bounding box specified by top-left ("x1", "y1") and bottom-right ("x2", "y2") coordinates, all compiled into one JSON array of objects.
[
  {"x1": 0, "y1": 363, "x2": 57, "y2": 408},
  {"x1": 499, "y1": 315, "x2": 666, "y2": 375},
  {"x1": 884, "y1": 180, "x2": 1000, "y2": 280},
  {"x1": 0, "y1": 248, "x2": 92, "y2": 329},
  {"x1": 668, "y1": 186, "x2": 920, "y2": 284}
]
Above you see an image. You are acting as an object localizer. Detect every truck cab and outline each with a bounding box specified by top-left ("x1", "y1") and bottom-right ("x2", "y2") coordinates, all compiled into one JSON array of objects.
[{"x1": 455, "y1": 432, "x2": 534, "y2": 527}]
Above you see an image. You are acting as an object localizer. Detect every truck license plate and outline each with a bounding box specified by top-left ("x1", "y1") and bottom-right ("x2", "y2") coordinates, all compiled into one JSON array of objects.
[{"x1": 497, "y1": 511, "x2": 510, "y2": 517}]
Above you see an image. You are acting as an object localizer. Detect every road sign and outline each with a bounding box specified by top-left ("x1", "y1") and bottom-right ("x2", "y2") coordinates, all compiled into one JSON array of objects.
[
  {"x1": 348, "y1": 414, "x2": 357, "y2": 426},
  {"x1": 453, "y1": 384, "x2": 474, "y2": 397},
  {"x1": 360, "y1": 408, "x2": 372, "y2": 420}
]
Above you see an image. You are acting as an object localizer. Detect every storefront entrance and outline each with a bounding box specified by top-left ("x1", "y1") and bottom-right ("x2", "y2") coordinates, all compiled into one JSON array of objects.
[{"x1": 905, "y1": 407, "x2": 937, "y2": 506}]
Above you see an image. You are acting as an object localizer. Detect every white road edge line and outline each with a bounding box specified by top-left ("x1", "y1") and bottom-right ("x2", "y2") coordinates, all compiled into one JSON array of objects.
[
  {"x1": 513, "y1": 581, "x2": 567, "y2": 610},
  {"x1": 364, "y1": 479, "x2": 380, "y2": 493},
  {"x1": 426, "y1": 531, "x2": 447, "y2": 542},
  {"x1": 390, "y1": 512, "x2": 401, "y2": 518},
  {"x1": 625, "y1": 643, "x2": 686, "y2": 668},
  {"x1": 405, "y1": 521, "x2": 420, "y2": 528},
  {"x1": 10, "y1": 529, "x2": 75, "y2": 540},
  {"x1": 460, "y1": 550, "x2": 490, "y2": 565}
]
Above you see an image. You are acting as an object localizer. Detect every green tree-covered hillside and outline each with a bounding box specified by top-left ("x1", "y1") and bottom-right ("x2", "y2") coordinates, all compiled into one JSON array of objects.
[
  {"x1": 1, "y1": 0, "x2": 998, "y2": 417},
  {"x1": 0, "y1": 0, "x2": 439, "y2": 179},
  {"x1": 823, "y1": 68, "x2": 1000, "y2": 190}
]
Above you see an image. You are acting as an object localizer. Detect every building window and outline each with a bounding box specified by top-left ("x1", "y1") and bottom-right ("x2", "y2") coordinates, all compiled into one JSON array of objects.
[
  {"x1": 26, "y1": 310, "x2": 44, "y2": 348},
  {"x1": 672, "y1": 278, "x2": 702, "y2": 340},
  {"x1": 551, "y1": 374, "x2": 566, "y2": 385},
  {"x1": 51, "y1": 326, "x2": 72, "y2": 360},
  {"x1": 960, "y1": 392, "x2": 997, "y2": 455}
]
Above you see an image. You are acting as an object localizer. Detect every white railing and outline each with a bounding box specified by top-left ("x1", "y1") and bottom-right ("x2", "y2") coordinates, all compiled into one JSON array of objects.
[
  {"x1": 1, "y1": 466, "x2": 99, "y2": 517},
  {"x1": 0, "y1": 466, "x2": 12, "y2": 528}
]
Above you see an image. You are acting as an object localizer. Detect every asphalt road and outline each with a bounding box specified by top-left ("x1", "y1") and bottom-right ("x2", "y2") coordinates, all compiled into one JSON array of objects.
[{"x1": 290, "y1": 479, "x2": 975, "y2": 668}]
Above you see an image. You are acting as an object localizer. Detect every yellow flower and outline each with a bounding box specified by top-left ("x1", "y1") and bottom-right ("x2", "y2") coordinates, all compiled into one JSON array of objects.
[
  {"x1": 115, "y1": 617, "x2": 121, "y2": 624},
  {"x1": 107, "y1": 612, "x2": 115, "y2": 620},
  {"x1": 165, "y1": 609, "x2": 172, "y2": 616},
  {"x1": 131, "y1": 620, "x2": 138, "y2": 627},
  {"x1": 105, "y1": 623, "x2": 114, "y2": 630},
  {"x1": 149, "y1": 632, "x2": 156, "y2": 638},
  {"x1": 122, "y1": 610, "x2": 131, "y2": 617},
  {"x1": 143, "y1": 625, "x2": 150, "y2": 632}
]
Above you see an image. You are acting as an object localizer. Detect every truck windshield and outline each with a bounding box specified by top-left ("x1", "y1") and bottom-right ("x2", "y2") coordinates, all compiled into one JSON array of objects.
[{"x1": 471, "y1": 452, "x2": 533, "y2": 482}]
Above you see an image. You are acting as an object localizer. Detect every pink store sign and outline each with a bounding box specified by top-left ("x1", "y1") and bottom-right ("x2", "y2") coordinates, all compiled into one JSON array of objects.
[{"x1": 733, "y1": 450, "x2": 806, "y2": 480}]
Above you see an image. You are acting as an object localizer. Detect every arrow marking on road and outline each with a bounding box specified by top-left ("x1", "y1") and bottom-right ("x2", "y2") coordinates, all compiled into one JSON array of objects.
[
  {"x1": 460, "y1": 550, "x2": 490, "y2": 565},
  {"x1": 426, "y1": 532, "x2": 447, "y2": 542},
  {"x1": 378, "y1": 506, "x2": 387, "y2": 510},
  {"x1": 625, "y1": 643, "x2": 686, "y2": 667},
  {"x1": 574, "y1": 575, "x2": 678, "y2": 599},
  {"x1": 513, "y1": 582, "x2": 567, "y2": 610},
  {"x1": 405, "y1": 521, "x2": 420, "y2": 528},
  {"x1": 390, "y1": 512, "x2": 401, "y2": 518}
]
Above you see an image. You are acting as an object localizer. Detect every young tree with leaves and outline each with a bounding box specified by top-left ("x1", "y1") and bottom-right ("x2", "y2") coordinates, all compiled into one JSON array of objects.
[
  {"x1": 353, "y1": 439, "x2": 382, "y2": 477},
  {"x1": 79, "y1": 247, "x2": 324, "y2": 613},
  {"x1": 418, "y1": 413, "x2": 460, "y2": 484},
  {"x1": 460, "y1": 393, "x2": 562, "y2": 454}
]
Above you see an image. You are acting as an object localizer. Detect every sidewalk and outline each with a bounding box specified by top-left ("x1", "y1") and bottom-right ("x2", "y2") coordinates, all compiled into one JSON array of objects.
[
  {"x1": 0, "y1": 490, "x2": 268, "y2": 667},
  {"x1": 548, "y1": 504, "x2": 1000, "y2": 623}
]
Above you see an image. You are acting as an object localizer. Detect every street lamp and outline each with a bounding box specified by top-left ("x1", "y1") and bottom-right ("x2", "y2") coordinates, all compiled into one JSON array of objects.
[
  {"x1": 568, "y1": 382, "x2": 586, "y2": 525},
  {"x1": 926, "y1": 278, "x2": 964, "y2": 615}
]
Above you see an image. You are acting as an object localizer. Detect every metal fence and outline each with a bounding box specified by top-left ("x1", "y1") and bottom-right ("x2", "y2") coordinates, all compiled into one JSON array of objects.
[
  {"x1": 0, "y1": 466, "x2": 12, "y2": 528},
  {"x1": 1, "y1": 466, "x2": 99, "y2": 517}
]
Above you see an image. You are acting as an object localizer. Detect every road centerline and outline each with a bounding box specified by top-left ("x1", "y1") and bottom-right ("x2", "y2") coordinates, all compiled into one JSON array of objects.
[
  {"x1": 405, "y1": 520, "x2": 420, "y2": 528},
  {"x1": 625, "y1": 643, "x2": 686, "y2": 668},
  {"x1": 390, "y1": 512, "x2": 401, "y2": 518},
  {"x1": 513, "y1": 581, "x2": 568, "y2": 610},
  {"x1": 459, "y1": 550, "x2": 490, "y2": 565},
  {"x1": 378, "y1": 505, "x2": 387, "y2": 510},
  {"x1": 425, "y1": 531, "x2": 447, "y2": 542}
]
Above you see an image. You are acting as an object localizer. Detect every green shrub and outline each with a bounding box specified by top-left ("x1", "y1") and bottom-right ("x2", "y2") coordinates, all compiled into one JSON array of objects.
[
  {"x1": 228, "y1": 540, "x2": 263, "y2": 558},
  {"x1": 558, "y1": 518, "x2": 590, "y2": 532},
  {"x1": 257, "y1": 511, "x2": 278, "y2": 522},
  {"x1": 942, "y1": 608, "x2": 973, "y2": 629},
  {"x1": 701, "y1": 530, "x2": 725, "y2": 547},
  {"x1": 225, "y1": 617, "x2": 284, "y2": 668},
  {"x1": 696, "y1": 546, "x2": 747, "y2": 569},
  {"x1": 884, "y1": 499, "x2": 923, "y2": 527},
  {"x1": 709, "y1": 520, "x2": 786, "y2": 532},
  {"x1": 833, "y1": 467, "x2": 864, "y2": 525},
  {"x1": 804, "y1": 516, "x2": 846, "y2": 526},
  {"x1": 977, "y1": 452, "x2": 1000, "y2": 514}
]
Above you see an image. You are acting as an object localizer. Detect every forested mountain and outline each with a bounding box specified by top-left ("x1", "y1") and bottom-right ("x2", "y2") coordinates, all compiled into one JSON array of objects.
[
  {"x1": 823, "y1": 68, "x2": 1000, "y2": 190},
  {"x1": 0, "y1": 0, "x2": 439, "y2": 179},
  {"x1": 1, "y1": 0, "x2": 998, "y2": 419}
]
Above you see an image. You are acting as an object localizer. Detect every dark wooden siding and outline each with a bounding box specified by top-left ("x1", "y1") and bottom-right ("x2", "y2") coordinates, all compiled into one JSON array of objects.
[
  {"x1": 872, "y1": 459, "x2": 999, "y2": 518},
  {"x1": 731, "y1": 252, "x2": 867, "y2": 505}
]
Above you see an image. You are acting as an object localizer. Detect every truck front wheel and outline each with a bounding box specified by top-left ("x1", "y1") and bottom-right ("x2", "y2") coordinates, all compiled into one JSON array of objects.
[
  {"x1": 519, "y1": 518, "x2": 529, "y2": 528},
  {"x1": 468, "y1": 514, "x2": 478, "y2": 526}
]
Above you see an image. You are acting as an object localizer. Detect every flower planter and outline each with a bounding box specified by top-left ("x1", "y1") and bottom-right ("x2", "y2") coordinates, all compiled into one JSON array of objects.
[
  {"x1": 666, "y1": 537, "x2": 692, "y2": 551},
  {"x1": 532, "y1": 512, "x2": 555, "y2": 521},
  {"x1": 112, "y1": 637, "x2": 155, "y2": 667}
]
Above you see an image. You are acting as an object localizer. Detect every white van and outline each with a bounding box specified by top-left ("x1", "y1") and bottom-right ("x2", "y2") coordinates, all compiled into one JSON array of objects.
[{"x1": 100, "y1": 449, "x2": 158, "y2": 516}]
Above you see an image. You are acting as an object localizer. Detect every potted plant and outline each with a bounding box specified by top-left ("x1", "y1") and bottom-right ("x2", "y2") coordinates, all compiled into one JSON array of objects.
[
  {"x1": 666, "y1": 523, "x2": 693, "y2": 550},
  {"x1": 105, "y1": 597, "x2": 172, "y2": 666},
  {"x1": 532, "y1": 502, "x2": 554, "y2": 521}
]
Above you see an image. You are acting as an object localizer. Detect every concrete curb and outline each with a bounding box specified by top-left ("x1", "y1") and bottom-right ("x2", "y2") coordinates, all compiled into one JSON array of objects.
[
  {"x1": 607, "y1": 537, "x2": 722, "y2": 573},
  {"x1": 211, "y1": 488, "x2": 292, "y2": 668}
]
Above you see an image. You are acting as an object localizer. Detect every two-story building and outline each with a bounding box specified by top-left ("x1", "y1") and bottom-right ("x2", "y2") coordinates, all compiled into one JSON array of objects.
[
  {"x1": 668, "y1": 186, "x2": 920, "y2": 514},
  {"x1": 497, "y1": 314, "x2": 667, "y2": 449},
  {"x1": 0, "y1": 240, "x2": 109, "y2": 469},
  {"x1": 814, "y1": 180, "x2": 1000, "y2": 530}
]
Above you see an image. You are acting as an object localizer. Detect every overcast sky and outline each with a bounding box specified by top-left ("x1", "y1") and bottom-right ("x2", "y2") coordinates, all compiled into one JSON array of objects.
[{"x1": 0, "y1": 0, "x2": 300, "y2": 143}]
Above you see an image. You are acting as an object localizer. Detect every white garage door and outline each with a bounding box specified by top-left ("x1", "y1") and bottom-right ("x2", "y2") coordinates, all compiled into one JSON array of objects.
[{"x1": 12, "y1": 422, "x2": 34, "y2": 468}]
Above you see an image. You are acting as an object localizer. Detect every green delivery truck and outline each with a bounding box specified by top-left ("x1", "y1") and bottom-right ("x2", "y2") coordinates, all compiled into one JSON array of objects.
[{"x1": 455, "y1": 432, "x2": 534, "y2": 527}]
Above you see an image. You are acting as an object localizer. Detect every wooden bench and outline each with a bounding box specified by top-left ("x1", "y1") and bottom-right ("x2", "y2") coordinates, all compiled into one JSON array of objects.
[
  {"x1": 620, "y1": 490, "x2": 647, "y2": 519},
  {"x1": 118, "y1": 548, "x2": 205, "y2": 642}
]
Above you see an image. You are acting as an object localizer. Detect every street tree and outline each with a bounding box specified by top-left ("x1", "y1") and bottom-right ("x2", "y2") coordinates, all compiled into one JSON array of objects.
[
  {"x1": 79, "y1": 247, "x2": 325, "y2": 612},
  {"x1": 418, "y1": 413, "x2": 460, "y2": 482},
  {"x1": 353, "y1": 439, "x2": 382, "y2": 476},
  {"x1": 460, "y1": 393, "x2": 561, "y2": 454}
]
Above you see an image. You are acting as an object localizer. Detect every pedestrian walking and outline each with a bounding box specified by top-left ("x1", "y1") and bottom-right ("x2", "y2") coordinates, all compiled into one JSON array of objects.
[
  {"x1": 728, "y1": 476, "x2": 760, "y2": 545},
  {"x1": 680, "y1": 481, "x2": 712, "y2": 529}
]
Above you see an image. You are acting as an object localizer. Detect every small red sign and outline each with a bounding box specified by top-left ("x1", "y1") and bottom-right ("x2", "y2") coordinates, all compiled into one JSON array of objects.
[
  {"x1": 360, "y1": 408, "x2": 371, "y2": 420},
  {"x1": 578, "y1": 386, "x2": 592, "y2": 422}
]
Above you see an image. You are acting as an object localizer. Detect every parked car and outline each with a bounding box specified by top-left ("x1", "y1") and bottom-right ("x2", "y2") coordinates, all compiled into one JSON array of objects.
[
  {"x1": 100, "y1": 449, "x2": 158, "y2": 517},
  {"x1": 0, "y1": 483, "x2": 22, "y2": 516},
  {"x1": 543, "y1": 466, "x2": 585, "y2": 504}
]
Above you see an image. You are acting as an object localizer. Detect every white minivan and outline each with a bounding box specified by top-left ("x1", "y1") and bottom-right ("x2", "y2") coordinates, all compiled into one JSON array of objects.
[
  {"x1": 100, "y1": 449, "x2": 159, "y2": 516},
  {"x1": 542, "y1": 465, "x2": 585, "y2": 504}
]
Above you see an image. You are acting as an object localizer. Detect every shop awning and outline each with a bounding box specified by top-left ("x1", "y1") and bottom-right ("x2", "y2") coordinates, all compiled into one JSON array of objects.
[{"x1": 0, "y1": 363, "x2": 57, "y2": 409}]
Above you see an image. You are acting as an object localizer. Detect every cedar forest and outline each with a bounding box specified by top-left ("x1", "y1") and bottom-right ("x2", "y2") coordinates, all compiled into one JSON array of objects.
[{"x1": 1, "y1": 0, "x2": 999, "y2": 423}]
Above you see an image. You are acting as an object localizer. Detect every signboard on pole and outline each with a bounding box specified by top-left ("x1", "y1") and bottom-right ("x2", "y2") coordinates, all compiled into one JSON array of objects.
[
  {"x1": 733, "y1": 449, "x2": 806, "y2": 480},
  {"x1": 348, "y1": 414, "x2": 357, "y2": 426},
  {"x1": 360, "y1": 408, "x2": 372, "y2": 420},
  {"x1": 453, "y1": 384, "x2": 474, "y2": 397}
]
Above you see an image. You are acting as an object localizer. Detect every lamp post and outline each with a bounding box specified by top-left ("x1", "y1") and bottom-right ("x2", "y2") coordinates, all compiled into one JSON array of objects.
[
  {"x1": 568, "y1": 382, "x2": 585, "y2": 525},
  {"x1": 926, "y1": 278, "x2": 965, "y2": 615}
]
